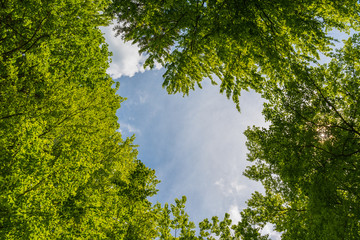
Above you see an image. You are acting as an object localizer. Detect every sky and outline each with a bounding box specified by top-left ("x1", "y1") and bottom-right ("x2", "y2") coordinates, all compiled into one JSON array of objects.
[{"x1": 101, "y1": 24, "x2": 281, "y2": 239}]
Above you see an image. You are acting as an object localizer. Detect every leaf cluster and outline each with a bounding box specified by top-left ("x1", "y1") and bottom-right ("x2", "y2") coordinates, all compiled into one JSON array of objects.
[
  {"x1": 109, "y1": 0, "x2": 360, "y2": 110},
  {"x1": 0, "y1": 0, "x2": 160, "y2": 238},
  {"x1": 243, "y1": 35, "x2": 360, "y2": 239}
]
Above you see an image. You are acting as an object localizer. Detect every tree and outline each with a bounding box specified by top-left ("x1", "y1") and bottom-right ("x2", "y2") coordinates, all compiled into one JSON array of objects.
[
  {"x1": 242, "y1": 34, "x2": 360, "y2": 239},
  {"x1": 1, "y1": 0, "x2": 160, "y2": 238},
  {"x1": 153, "y1": 196, "x2": 270, "y2": 240},
  {"x1": 4, "y1": 0, "x2": 360, "y2": 239},
  {"x1": 108, "y1": 0, "x2": 360, "y2": 110},
  {"x1": 108, "y1": 2, "x2": 360, "y2": 238}
]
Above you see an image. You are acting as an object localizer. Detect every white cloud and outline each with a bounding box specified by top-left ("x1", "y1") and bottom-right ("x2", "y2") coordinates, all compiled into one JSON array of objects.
[
  {"x1": 261, "y1": 223, "x2": 282, "y2": 240},
  {"x1": 118, "y1": 122, "x2": 141, "y2": 135},
  {"x1": 215, "y1": 178, "x2": 247, "y2": 196},
  {"x1": 100, "y1": 24, "x2": 162, "y2": 79},
  {"x1": 100, "y1": 25, "x2": 146, "y2": 79},
  {"x1": 230, "y1": 181, "x2": 247, "y2": 194},
  {"x1": 228, "y1": 205, "x2": 242, "y2": 224}
]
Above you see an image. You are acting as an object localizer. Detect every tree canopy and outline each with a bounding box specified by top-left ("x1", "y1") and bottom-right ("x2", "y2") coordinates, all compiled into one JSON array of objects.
[
  {"x1": 242, "y1": 35, "x2": 360, "y2": 239},
  {"x1": 1, "y1": 0, "x2": 159, "y2": 238},
  {"x1": 108, "y1": 0, "x2": 360, "y2": 238},
  {"x1": 109, "y1": 0, "x2": 360, "y2": 110},
  {"x1": 2, "y1": 0, "x2": 360, "y2": 239}
]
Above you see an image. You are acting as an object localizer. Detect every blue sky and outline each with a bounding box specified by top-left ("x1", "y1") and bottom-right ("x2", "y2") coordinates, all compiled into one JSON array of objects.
[{"x1": 101, "y1": 24, "x2": 282, "y2": 239}]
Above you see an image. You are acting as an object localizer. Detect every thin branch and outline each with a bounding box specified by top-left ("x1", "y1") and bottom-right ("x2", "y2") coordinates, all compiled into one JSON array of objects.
[
  {"x1": 0, "y1": 112, "x2": 23, "y2": 120},
  {"x1": 305, "y1": 71, "x2": 360, "y2": 136},
  {"x1": 3, "y1": 11, "x2": 51, "y2": 57}
]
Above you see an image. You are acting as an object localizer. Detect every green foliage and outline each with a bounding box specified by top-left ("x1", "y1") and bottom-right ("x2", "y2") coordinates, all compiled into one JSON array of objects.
[
  {"x1": 109, "y1": 0, "x2": 360, "y2": 110},
  {"x1": 0, "y1": 0, "x2": 160, "y2": 238},
  {"x1": 243, "y1": 34, "x2": 360, "y2": 239},
  {"x1": 108, "y1": 1, "x2": 360, "y2": 238},
  {"x1": 3, "y1": 0, "x2": 360, "y2": 239},
  {"x1": 154, "y1": 196, "x2": 270, "y2": 240},
  {"x1": 155, "y1": 196, "x2": 197, "y2": 240}
]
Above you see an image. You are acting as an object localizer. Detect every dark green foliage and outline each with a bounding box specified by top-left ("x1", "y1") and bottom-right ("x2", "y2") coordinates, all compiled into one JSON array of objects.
[
  {"x1": 109, "y1": 0, "x2": 360, "y2": 110},
  {"x1": 243, "y1": 35, "x2": 360, "y2": 239}
]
